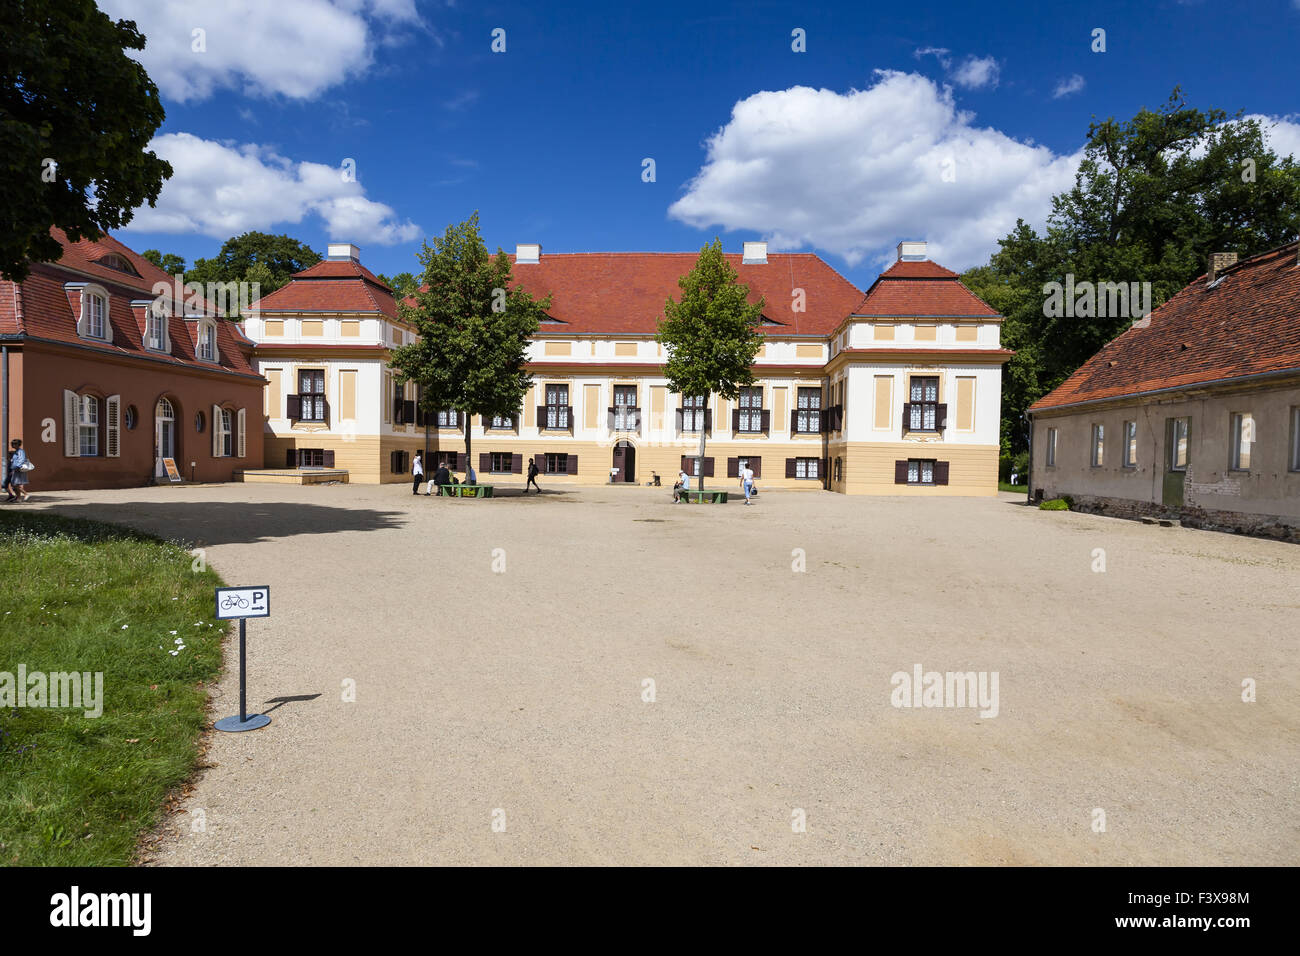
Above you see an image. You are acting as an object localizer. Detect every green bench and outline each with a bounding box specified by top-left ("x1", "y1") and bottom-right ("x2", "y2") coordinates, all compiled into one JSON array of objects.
[
  {"x1": 679, "y1": 489, "x2": 728, "y2": 503},
  {"x1": 438, "y1": 484, "x2": 494, "y2": 498}
]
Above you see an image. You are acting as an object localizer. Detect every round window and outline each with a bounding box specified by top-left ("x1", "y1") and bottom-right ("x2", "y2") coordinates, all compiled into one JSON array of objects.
[
  {"x1": 194, "y1": 411, "x2": 206, "y2": 432},
  {"x1": 124, "y1": 405, "x2": 138, "y2": 430}
]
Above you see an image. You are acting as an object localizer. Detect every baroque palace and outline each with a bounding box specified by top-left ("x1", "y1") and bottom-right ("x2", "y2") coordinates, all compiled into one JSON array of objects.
[{"x1": 4, "y1": 234, "x2": 1009, "y2": 495}]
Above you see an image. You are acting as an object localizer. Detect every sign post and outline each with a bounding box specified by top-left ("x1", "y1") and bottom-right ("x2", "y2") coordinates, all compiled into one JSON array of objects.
[{"x1": 213, "y1": 586, "x2": 271, "y2": 733}]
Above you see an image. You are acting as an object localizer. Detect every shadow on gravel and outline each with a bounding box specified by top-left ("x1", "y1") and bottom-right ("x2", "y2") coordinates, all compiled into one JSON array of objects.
[{"x1": 41, "y1": 501, "x2": 407, "y2": 547}]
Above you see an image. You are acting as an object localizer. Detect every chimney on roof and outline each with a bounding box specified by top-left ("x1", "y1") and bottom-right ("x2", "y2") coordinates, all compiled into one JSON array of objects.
[
  {"x1": 1207, "y1": 251, "x2": 1237, "y2": 285},
  {"x1": 327, "y1": 243, "x2": 362, "y2": 262},
  {"x1": 516, "y1": 243, "x2": 541, "y2": 264},
  {"x1": 742, "y1": 241, "x2": 768, "y2": 264},
  {"x1": 897, "y1": 240, "x2": 928, "y2": 262}
]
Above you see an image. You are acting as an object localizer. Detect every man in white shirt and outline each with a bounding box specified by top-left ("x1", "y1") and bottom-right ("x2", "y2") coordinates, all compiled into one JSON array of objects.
[{"x1": 411, "y1": 453, "x2": 424, "y2": 495}]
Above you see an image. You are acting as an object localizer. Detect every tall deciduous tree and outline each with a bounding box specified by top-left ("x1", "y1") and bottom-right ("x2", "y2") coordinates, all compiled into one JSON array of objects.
[
  {"x1": 187, "y1": 232, "x2": 321, "y2": 295},
  {"x1": 377, "y1": 271, "x2": 419, "y2": 299},
  {"x1": 1, "y1": 0, "x2": 172, "y2": 281},
  {"x1": 141, "y1": 249, "x2": 187, "y2": 278},
  {"x1": 390, "y1": 213, "x2": 550, "y2": 477},
  {"x1": 964, "y1": 89, "x2": 1300, "y2": 456},
  {"x1": 656, "y1": 239, "x2": 765, "y2": 491}
]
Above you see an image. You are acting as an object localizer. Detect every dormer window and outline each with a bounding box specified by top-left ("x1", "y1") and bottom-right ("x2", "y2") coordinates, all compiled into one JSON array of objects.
[
  {"x1": 196, "y1": 320, "x2": 218, "y2": 362},
  {"x1": 96, "y1": 253, "x2": 139, "y2": 276},
  {"x1": 71, "y1": 284, "x2": 113, "y2": 342},
  {"x1": 146, "y1": 304, "x2": 170, "y2": 352}
]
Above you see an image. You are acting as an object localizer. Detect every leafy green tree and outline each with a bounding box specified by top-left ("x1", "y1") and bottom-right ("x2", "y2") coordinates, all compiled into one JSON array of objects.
[
  {"x1": 1, "y1": 0, "x2": 172, "y2": 280},
  {"x1": 964, "y1": 89, "x2": 1300, "y2": 454},
  {"x1": 389, "y1": 214, "x2": 550, "y2": 476},
  {"x1": 187, "y1": 232, "x2": 321, "y2": 295},
  {"x1": 656, "y1": 239, "x2": 766, "y2": 491},
  {"x1": 141, "y1": 249, "x2": 187, "y2": 277},
  {"x1": 377, "y1": 271, "x2": 418, "y2": 299}
]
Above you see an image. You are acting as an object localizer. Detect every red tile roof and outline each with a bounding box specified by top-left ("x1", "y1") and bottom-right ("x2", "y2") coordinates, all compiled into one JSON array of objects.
[
  {"x1": 853, "y1": 257, "x2": 1000, "y2": 319},
  {"x1": 1030, "y1": 242, "x2": 1300, "y2": 411},
  {"x1": 0, "y1": 229, "x2": 259, "y2": 378},
  {"x1": 403, "y1": 252, "x2": 866, "y2": 336},
  {"x1": 255, "y1": 258, "x2": 398, "y2": 318}
]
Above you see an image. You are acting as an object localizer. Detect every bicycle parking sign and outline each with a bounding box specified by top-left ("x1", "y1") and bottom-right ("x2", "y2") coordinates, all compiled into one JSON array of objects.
[{"x1": 215, "y1": 586, "x2": 270, "y2": 620}]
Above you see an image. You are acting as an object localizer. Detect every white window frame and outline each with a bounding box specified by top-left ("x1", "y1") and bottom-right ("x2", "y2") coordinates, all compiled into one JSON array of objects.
[
  {"x1": 794, "y1": 457, "x2": 820, "y2": 479},
  {"x1": 1046, "y1": 427, "x2": 1058, "y2": 467},
  {"x1": 1091, "y1": 423, "x2": 1104, "y2": 467},
  {"x1": 196, "y1": 320, "x2": 219, "y2": 362},
  {"x1": 1123, "y1": 420, "x2": 1137, "y2": 468},
  {"x1": 1169, "y1": 417, "x2": 1190, "y2": 471},
  {"x1": 71, "y1": 284, "x2": 112, "y2": 342},
  {"x1": 146, "y1": 303, "x2": 170, "y2": 352},
  {"x1": 78, "y1": 395, "x2": 99, "y2": 457},
  {"x1": 217, "y1": 408, "x2": 233, "y2": 458}
]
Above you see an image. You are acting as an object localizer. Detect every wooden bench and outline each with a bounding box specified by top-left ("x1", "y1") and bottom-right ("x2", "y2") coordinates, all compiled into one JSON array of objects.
[
  {"x1": 438, "y1": 484, "x2": 494, "y2": 498},
  {"x1": 679, "y1": 489, "x2": 728, "y2": 503}
]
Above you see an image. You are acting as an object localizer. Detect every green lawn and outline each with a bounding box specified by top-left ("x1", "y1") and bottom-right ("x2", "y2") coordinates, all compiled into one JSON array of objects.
[
  {"x1": 998, "y1": 482, "x2": 1028, "y2": 494},
  {"x1": 0, "y1": 511, "x2": 225, "y2": 865}
]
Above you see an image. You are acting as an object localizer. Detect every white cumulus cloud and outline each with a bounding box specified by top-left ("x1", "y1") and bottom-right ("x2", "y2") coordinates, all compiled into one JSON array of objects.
[
  {"x1": 951, "y1": 56, "x2": 1000, "y2": 90},
  {"x1": 121, "y1": 133, "x2": 420, "y2": 245},
  {"x1": 97, "y1": 0, "x2": 422, "y2": 102},
  {"x1": 668, "y1": 72, "x2": 1082, "y2": 271},
  {"x1": 1246, "y1": 114, "x2": 1300, "y2": 161}
]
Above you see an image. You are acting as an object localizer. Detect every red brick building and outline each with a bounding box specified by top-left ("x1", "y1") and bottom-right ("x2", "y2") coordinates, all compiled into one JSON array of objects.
[{"x1": 1, "y1": 230, "x2": 265, "y2": 491}]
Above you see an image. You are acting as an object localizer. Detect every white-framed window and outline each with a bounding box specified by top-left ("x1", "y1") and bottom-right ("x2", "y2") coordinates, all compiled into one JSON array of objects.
[
  {"x1": 490, "y1": 413, "x2": 515, "y2": 429},
  {"x1": 1230, "y1": 412, "x2": 1254, "y2": 470},
  {"x1": 78, "y1": 395, "x2": 99, "y2": 457},
  {"x1": 146, "y1": 304, "x2": 169, "y2": 352},
  {"x1": 1046, "y1": 427, "x2": 1058, "y2": 467},
  {"x1": 794, "y1": 457, "x2": 820, "y2": 479},
  {"x1": 196, "y1": 321, "x2": 218, "y2": 361},
  {"x1": 907, "y1": 458, "x2": 935, "y2": 485},
  {"x1": 1290, "y1": 408, "x2": 1300, "y2": 472},
  {"x1": 218, "y1": 408, "x2": 233, "y2": 458},
  {"x1": 680, "y1": 394, "x2": 706, "y2": 432},
  {"x1": 737, "y1": 386, "x2": 763, "y2": 432},
  {"x1": 1123, "y1": 421, "x2": 1137, "y2": 467},
  {"x1": 545, "y1": 384, "x2": 570, "y2": 429},
  {"x1": 1091, "y1": 424, "x2": 1104, "y2": 467},
  {"x1": 86, "y1": 293, "x2": 106, "y2": 339}
]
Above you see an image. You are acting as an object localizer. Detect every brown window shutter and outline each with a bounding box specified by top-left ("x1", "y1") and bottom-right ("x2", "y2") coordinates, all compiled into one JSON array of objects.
[
  {"x1": 607, "y1": 407, "x2": 615, "y2": 431},
  {"x1": 934, "y1": 460, "x2": 950, "y2": 485},
  {"x1": 760, "y1": 409, "x2": 770, "y2": 432},
  {"x1": 785, "y1": 458, "x2": 796, "y2": 478},
  {"x1": 567, "y1": 454, "x2": 578, "y2": 475},
  {"x1": 732, "y1": 409, "x2": 740, "y2": 432},
  {"x1": 819, "y1": 409, "x2": 829, "y2": 433},
  {"x1": 703, "y1": 457, "x2": 715, "y2": 477},
  {"x1": 727, "y1": 457, "x2": 739, "y2": 478},
  {"x1": 456, "y1": 452, "x2": 466, "y2": 471},
  {"x1": 894, "y1": 460, "x2": 908, "y2": 484},
  {"x1": 403, "y1": 400, "x2": 415, "y2": 423},
  {"x1": 511, "y1": 453, "x2": 522, "y2": 473},
  {"x1": 323, "y1": 449, "x2": 335, "y2": 468},
  {"x1": 902, "y1": 403, "x2": 912, "y2": 431},
  {"x1": 936, "y1": 403, "x2": 948, "y2": 429},
  {"x1": 286, "y1": 394, "x2": 301, "y2": 420},
  {"x1": 565, "y1": 405, "x2": 573, "y2": 429},
  {"x1": 790, "y1": 409, "x2": 798, "y2": 433},
  {"x1": 286, "y1": 448, "x2": 298, "y2": 468},
  {"x1": 751, "y1": 457, "x2": 762, "y2": 479},
  {"x1": 536, "y1": 404, "x2": 546, "y2": 427},
  {"x1": 680, "y1": 455, "x2": 690, "y2": 472},
  {"x1": 631, "y1": 407, "x2": 641, "y2": 432},
  {"x1": 323, "y1": 399, "x2": 331, "y2": 426},
  {"x1": 703, "y1": 409, "x2": 712, "y2": 433},
  {"x1": 480, "y1": 452, "x2": 490, "y2": 473}
]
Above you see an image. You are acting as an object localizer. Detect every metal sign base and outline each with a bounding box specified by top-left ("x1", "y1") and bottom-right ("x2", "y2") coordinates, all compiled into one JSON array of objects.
[{"x1": 215, "y1": 713, "x2": 271, "y2": 733}]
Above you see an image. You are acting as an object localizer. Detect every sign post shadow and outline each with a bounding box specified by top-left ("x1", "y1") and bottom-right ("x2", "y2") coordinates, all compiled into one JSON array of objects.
[{"x1": 213, "y1": 586, "x2": 271, "y2": 733}]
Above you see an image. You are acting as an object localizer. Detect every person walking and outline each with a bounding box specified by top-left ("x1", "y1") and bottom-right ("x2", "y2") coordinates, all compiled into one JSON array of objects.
[
  {"x1": 411, "y1": 452, "x2": 425, "y2": 495},
  {"x1": 7, "y1": 439, "x2": 31, "y2": 502},
  {"x1": 741, "y1": 462, "x2": 755, "y2": 505},
  {"x1": 526, "y1": 457, "x2": 541, "y2": 493},
  {"x1": 427, "y1": 460, "x2": 451, "y2": 496},
  {"x1": 2, "y1": 443, "x2": 15, "y2": 502},
  {"x1": 465, "y1": 460, "x2": 477, "y2": 486}
]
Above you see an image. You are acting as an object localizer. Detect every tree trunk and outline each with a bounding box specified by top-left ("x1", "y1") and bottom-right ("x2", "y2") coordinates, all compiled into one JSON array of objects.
[
  {"x1": 463, "y1": 413, "x2": 472, "y2": 480},
  {"x1": 696, "y1": 395, "x2": 708, "y2": 491}
]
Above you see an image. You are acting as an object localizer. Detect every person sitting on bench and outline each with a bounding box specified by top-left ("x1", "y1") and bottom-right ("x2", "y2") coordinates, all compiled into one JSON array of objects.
[{"x1": 426, "y1": 462, "x2": 451, "y2": 495}]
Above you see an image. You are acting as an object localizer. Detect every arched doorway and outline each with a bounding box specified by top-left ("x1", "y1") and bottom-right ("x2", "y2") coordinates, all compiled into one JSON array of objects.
[
  {"x1": 612, "y1": 440, "x2": 636, "y2": 483},
  {"x1": 155, "y1": 397, "x2": 176, "y2": 478}
]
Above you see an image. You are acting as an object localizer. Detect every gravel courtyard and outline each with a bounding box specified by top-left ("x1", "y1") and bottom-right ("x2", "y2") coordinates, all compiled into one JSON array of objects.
[{"x1": 25, "y1": 481, "x2": 1300, "y2": 865}]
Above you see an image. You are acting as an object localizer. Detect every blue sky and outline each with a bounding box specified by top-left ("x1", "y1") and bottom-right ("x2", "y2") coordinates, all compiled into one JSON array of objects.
[{"x1": 106, "y1": 0, "x2": 1300, "y2": 288}]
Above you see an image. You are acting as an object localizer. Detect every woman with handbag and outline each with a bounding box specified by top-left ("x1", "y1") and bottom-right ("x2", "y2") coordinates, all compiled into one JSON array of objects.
[{"x1": 7, "y1": 438, "x2": 31, "y2": 502}]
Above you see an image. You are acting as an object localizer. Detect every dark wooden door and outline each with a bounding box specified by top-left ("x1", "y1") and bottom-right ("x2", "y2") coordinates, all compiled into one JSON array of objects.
[{"x1": 623, "y1": 443, "x2": 636, "y2": 482}]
